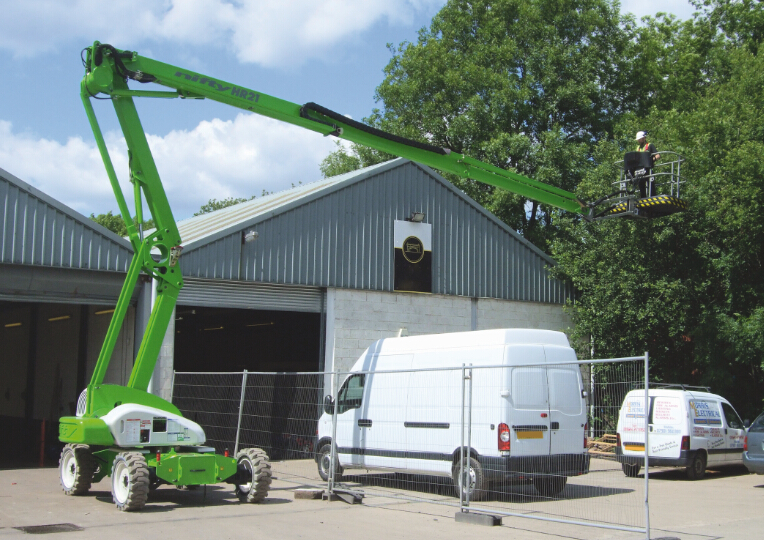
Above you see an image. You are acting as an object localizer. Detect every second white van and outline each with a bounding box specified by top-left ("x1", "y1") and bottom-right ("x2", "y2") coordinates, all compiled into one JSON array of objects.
[
  {"x1": 616, "y1": 387, "x2": 747, "y2": 479},
  {"x1": 315, "y1": 329, "x2": 590, "y2": 499}
]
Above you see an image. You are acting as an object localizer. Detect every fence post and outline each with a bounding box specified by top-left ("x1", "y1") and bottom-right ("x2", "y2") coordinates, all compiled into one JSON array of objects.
[
  {"x1": 644, "y1": 352, "x2": 650, "y2": 540},
  {"x1": 234, "y1": 370, "x2": 248, "y2": 455},
  {"x1": 329, "y1": 370, "x2": 339, "y2": 495},
  {"x1": 465, "y1": 363, "x2": 473, "y2": 508},
  {"x1": 460, "y1": 364, "x2": 466, "y2": 511}
]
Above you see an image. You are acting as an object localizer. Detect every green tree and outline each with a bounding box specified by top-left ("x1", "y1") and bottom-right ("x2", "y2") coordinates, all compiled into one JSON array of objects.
[
  {"x1": 89, "y1": 211, "x2": 155, "y2": 237},
  {"x1": 319, "y1": 141, "x2": 393, "y2": 178},
  {"x1": 553, "y1": 46, "x2": 764, "y2": 418},
  {"x1": 194, "y1": 196, "x2": 255, "y2": 216},
  {"x1": 323, "y1": 0, "x2": 637, "y2": 251}
]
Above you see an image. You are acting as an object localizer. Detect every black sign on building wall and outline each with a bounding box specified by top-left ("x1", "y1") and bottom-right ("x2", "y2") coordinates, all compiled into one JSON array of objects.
[{"x1": 393, "y1": 220, "x2": 432, "y2": 293}]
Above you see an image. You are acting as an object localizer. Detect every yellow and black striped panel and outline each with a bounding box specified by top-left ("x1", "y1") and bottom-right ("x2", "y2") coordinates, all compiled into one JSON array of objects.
[
  {"x1": 605, "y1": 196, "x2": 687, "y2": 219},
  {"x1": 636, "y1": 195, "x2": 687, "y2": 218}
]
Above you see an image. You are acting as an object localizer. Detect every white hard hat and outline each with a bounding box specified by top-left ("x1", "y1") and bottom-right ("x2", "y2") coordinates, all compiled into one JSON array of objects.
[{"x1": 635, "y1": 131, "x2": 646, "y2": 140}]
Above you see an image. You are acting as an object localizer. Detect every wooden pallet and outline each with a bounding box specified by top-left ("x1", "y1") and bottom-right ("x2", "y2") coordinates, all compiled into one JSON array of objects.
[{"x1": 587, "y1": 434, "x2": 617, "y2": 455}]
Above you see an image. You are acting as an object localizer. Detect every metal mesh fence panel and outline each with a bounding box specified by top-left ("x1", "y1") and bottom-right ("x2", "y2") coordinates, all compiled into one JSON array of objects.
[
  {"x1": 461, "y1": 359, "x2": 646, "y2": 534},
  {"x1": 173, "y1": 355, "x2": 647, "y2": 535},
  {"x1": 172, "y1": 372, "x2": 244, "y2": 453}
]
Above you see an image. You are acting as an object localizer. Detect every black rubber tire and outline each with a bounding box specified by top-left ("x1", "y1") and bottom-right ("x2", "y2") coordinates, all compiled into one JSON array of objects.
[
  {"x1": 622, "y1": 462, "x2": 642, "y2": 478},
  {"x1": 59, "y1": 444, "x2": 96, "y2": 496},
  {"x1": 235, "y1": 448, "x2": 272, "y2": 503},
  {"x1": 686, "y1": 451, "x2": 707, "y2": 480},
  {"x1": 111, "y1": 452, "x2": 150, "y2": 511},
  {"x1": 452, "y1": 456, "x2": 487, "y2": 502},
  {"x1": 317, "y1": 443, "x2": 343, "y2": 482},
  {"x1": 533, "y1": 475, "x2": 568, "y2": 497}
]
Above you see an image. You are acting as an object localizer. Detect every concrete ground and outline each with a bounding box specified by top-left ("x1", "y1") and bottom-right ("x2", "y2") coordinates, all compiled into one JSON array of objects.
[{"x1": 1, "y1": 460, "x2": 762, "y2": 540}]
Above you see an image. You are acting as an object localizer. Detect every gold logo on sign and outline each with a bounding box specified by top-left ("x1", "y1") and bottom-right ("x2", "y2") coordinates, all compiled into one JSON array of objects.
[{"x1": 402, "y1": 236, "x2": 425, "y2": 264}]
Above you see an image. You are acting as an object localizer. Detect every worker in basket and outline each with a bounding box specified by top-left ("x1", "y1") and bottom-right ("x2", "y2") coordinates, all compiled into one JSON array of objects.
[{"x1": 634, "y1": 131, "x2": 660, "y2": 198}]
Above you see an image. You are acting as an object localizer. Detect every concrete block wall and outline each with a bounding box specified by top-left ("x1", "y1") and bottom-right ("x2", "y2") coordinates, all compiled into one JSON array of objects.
[
  {"x1": 326, "y1": 288, "x2": 573, "y2": 376},
  {"x1": 475, "y1": 297, "x2": 572, "y2": 333}
]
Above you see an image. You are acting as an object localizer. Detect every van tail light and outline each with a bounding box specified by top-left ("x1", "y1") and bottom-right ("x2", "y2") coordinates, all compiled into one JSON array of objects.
[
  {"x1": 616, "y1": 433, "x2": 621, "y2": 448},
  {"x1": 498, "y1": 423, "x2": 511, "y2": 451},
  {"x1": 744, "y1": 436, "x2": 748, "y2": 452},
  {"x1": 681, "y1": 436, "x2": 690, "y2": 451},
  {"x1": 584, "y1": 422, "x2": 588, "y2": 449}
]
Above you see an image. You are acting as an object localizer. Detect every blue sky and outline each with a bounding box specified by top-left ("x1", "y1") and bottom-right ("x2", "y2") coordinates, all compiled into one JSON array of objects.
[{"x1": 0, "y1": 0, "x2": 698, "y2": 221}]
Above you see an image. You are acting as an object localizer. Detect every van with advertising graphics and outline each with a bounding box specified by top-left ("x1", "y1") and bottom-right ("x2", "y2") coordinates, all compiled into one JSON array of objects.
[
  {"x1": 315, "y1": 329, "x2": 590, "y2": 500},
  {"x1": 616, "y1": 387, "x2": 747, "y2": 480}
]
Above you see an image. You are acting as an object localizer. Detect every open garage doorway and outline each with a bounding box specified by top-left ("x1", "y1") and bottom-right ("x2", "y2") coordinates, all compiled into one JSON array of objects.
[
  {"x1": 172, "y1": 306, "x2": 324, "y2": 460},
  {"x1": 173, "y1": 307, "x2": 322, "y2": 373}
]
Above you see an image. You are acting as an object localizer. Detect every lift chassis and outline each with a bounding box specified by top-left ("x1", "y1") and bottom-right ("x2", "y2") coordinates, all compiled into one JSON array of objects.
[{"x1": 59, "y1": 42, "x2": 687, "y2": 511}]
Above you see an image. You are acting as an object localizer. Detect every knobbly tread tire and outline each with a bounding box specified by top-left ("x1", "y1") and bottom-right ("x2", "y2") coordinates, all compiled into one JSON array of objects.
[
  {"x1": 59, "y1": 444, "x2": 96, "y2": 496},
  {"x1": 112, "y1": 452, "x2": 150, "y2": 511},
  {"x1": 235, "y1": 448, "x2": 272, "y2": 503}
]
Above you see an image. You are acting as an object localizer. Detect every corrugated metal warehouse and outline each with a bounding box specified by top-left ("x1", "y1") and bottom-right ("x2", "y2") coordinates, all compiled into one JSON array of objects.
[{"x1": 0, "y1": 158, "x2": 573, "y2": 462}]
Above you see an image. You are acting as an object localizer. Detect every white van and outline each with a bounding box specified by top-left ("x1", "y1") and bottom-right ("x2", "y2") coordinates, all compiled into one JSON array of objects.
[
  {"x1": 616, "y1": 387, "x2": 747, "y2": 480},
  {"x1": 315, "y1": 329, "x2": 590, "y2": 499}
]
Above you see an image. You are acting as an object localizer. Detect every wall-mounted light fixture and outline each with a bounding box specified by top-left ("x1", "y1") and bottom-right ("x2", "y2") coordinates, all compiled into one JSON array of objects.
[
  {"x1": 203, "y1": 326, "x2": 224, "y2": 331},
  {"x1": 95, "y1": 309, "x2": 115, "y2": 316},
  {"x1": 48, "y1": 315, "x2": 71, "y2": 322},
  {"x1": 407, "y1": 211, "x2": 426, "y2": 223},
  {"x1": 4, "y1": 322, "x2": 22, "y2": 328},
  {"x1": 243, "y1": 230, "x2": 259, "y2": 243},
  {"x1": 246, "y1": 322, "x2": 275, "y2": 327}
]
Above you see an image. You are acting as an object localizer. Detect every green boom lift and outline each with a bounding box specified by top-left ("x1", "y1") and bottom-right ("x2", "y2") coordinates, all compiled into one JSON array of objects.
[{"x1": 58, "y1": 42, "x2": 687, "y2": 511}]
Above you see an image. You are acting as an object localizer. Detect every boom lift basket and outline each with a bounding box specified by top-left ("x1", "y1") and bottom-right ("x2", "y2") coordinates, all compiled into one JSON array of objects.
[{"x1": 589, "y1": 151, "x2": 688, "y2": 220}]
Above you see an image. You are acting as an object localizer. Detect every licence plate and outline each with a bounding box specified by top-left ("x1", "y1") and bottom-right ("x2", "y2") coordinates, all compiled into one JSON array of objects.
[{"x1": 517, "y1": 431, "x2": 544, "y2": 439}]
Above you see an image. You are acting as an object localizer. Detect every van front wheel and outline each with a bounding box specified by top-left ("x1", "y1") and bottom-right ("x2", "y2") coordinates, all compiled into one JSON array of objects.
[
  {"x1": 317, "y1": 444, "x2": 343, "y2": 482},
  {"x1": 686, "y1": 452, "x2": 707, "y2": 480},
  {"x1": 452, "y1": 456, "x2": 486, "y2": 502}
]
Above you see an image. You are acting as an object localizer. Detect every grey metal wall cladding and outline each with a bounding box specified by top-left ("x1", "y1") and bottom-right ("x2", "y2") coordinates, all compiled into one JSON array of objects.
[
  {"x1": 0, "y1": 173, "x2": 132, "y2": 271},
  {"x1": 177, "y1": 278, "x2": 323, "y2": 313},
  {"x1": 182, "y1": 162, "x2": 572, "y2": 304}
]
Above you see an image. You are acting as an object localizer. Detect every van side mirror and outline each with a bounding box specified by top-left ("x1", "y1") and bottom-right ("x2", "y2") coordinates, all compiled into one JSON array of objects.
[
  {"x1": 323, "y1": 395, "x2": 335, "y2": 416},
  {"x1": 744, "y1": 418, "x2": 751, "y2": 428},
  {"x1": 581, "y1": 390, "x2": 588, "y2": 399}
]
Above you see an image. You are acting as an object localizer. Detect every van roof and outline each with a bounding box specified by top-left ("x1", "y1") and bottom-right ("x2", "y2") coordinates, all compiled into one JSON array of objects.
[
  {"x1": 626, "y1": 388, "x2": 726, "y2": 402},
  {"x1": 361, "y1": 329, "x2": 570, "y2": 356}
]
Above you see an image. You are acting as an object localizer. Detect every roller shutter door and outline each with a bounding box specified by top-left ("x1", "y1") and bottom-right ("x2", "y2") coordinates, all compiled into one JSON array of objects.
[{"x1": 177, "y1": 278, "x2": 324, "y2": 313}]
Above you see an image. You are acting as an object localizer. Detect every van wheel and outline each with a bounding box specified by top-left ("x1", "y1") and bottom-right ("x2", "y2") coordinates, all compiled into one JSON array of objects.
[
  {"x1": 317, "y1": 443, "x2": 343, "y2": 482},
  {"x1": 452, "y1": 456, "x2": 486, "y2": 502},
  {"x1": 686, "y1": 452, "x2": 707, "y2": 480},
  {"x1": 622, "y1": 463, "x2": 641, "y2": 477},
  {"x1": 533, "y1": 475, "x2": 567, "y2": 497}
]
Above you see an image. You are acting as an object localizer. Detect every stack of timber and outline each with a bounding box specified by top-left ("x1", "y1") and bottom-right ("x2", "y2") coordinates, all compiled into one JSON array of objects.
[{"x1": 587, "y1": 434, "x2": 617, "y2": 456}]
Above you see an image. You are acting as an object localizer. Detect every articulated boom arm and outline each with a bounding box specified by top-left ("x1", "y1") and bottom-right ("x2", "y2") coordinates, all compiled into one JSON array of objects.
[{"x1": 80, "y1": 42, "x2": 677, "y2": 414}]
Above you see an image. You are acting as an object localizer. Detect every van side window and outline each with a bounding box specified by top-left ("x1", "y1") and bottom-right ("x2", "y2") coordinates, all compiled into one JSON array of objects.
[
  {"x1": 721, "y1": 402, "x2": 744, "y2": 430},
  {"x1": 337, "y1": 374, "x2": 365, "y2": 414}
]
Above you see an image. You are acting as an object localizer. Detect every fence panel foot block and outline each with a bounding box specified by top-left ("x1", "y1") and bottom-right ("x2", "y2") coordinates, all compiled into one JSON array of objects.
[{"x1": 454, "y1": 512, "x2": 502, "y2": 526}]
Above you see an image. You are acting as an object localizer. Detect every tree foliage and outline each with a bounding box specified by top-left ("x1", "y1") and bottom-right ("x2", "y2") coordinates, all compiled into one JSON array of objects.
[
  {"x1": 194, "y1": 196, "x2": 256, "y2": 216},
  {"x1": 89, "y1": 211, "x2": 154, "y2": 237},
  {"x1": 318, "y1": 0, "x2": 764, "y2": 415}
]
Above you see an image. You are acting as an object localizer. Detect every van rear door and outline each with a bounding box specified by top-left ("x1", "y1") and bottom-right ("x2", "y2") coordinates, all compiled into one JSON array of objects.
[
  {"x1": 506, "y1": 345, "x2": 551, "y2": 457},
  {"x1": 649, "y1": 395, "x2": 683, "y2": 459},
  {"x1": 547, "y1": 363, "x2": 585, "y2": 455}
]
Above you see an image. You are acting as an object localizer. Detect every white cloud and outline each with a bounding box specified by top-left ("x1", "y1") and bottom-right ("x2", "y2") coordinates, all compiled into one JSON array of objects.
[
  {"x1": 0, "y1": 0, "x2": 443, "y2": 66},
  {"x1": 0, "y1": 115, "x2": 339, "y2": 220},
  {"x1": 619, "y1": 0, "x2": 698, "y2": 21}
]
